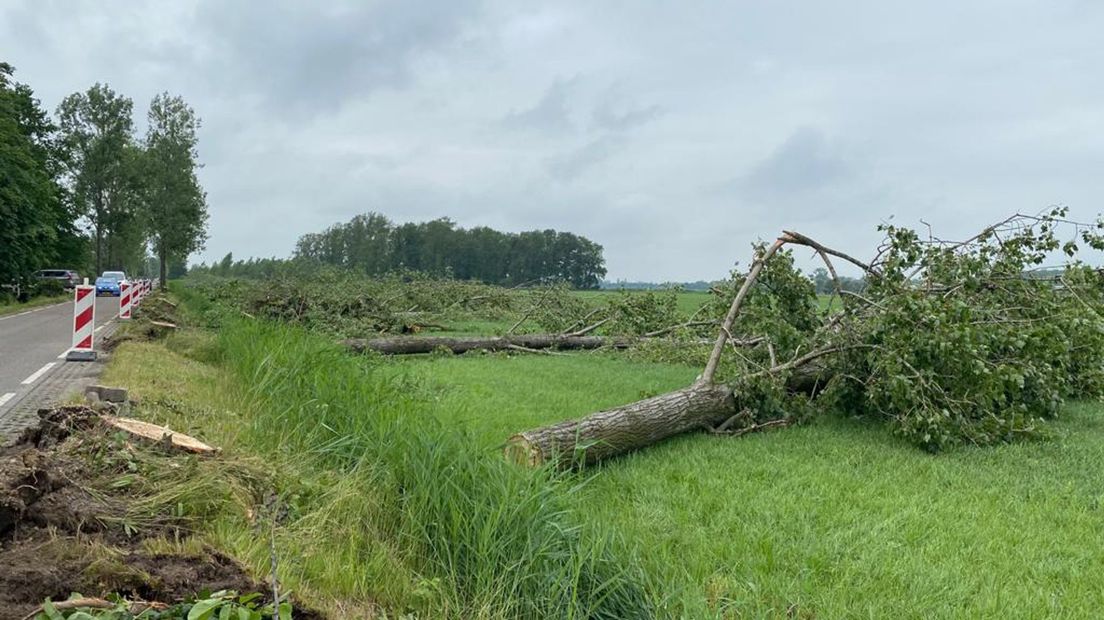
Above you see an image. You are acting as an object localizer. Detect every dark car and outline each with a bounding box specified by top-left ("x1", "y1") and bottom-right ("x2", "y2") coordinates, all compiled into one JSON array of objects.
[{"x1": 36, "y1": 269, "x2": 81, "y2": 289}]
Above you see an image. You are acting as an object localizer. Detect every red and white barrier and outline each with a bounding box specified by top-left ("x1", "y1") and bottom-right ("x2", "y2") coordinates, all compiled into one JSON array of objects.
[
  {"x1": 119, "y1": 282, "x2": 132, "y2": 320},
  {"x1": 133, "y1": 280, "x2": 143, "y2": 307},
  {"x1": 66, "y1": 284, "x2": 97, "y2": 361}
]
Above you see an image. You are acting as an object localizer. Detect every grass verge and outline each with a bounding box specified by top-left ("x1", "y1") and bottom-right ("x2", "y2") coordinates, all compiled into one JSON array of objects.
[
  {"x1": 102, "y1": 311, "x2": 653, "y2": 618},
  {"x1": 0, "y1": 294, "x2": 69, "y2": 317}
]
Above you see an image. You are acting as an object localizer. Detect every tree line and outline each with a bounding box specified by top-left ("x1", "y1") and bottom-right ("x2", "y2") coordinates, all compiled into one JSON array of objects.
[
  {"x1": 0, "y1": 61, "x2": 208, "y2": 292},
  {"x1": 289, "y1": 213, "x2": 607, "y2": 288}
]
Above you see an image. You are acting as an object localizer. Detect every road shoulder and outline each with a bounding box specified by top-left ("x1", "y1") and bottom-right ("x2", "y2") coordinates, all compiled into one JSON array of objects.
[{"x1": 0, "y1": 322, "x2": 119, "y2": 445}]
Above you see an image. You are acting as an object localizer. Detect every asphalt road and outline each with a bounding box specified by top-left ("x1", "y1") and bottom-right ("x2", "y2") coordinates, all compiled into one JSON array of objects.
[{"x1": 0, "y1": 295, "x2": 119, "y2": 412}]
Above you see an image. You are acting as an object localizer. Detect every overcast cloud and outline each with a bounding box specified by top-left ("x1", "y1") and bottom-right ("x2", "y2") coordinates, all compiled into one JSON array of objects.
[{"x1": 4, "y1": 1, "x2": 1103, "y2": 280}]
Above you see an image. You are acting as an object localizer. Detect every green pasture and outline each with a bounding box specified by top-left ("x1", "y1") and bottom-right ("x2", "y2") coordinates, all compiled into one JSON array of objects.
[
  {"x1": 100, "y1": 286, "x2": 1104, "y2": 617},
  {"x1": 397, "y1": 353, "x2": 1104, "y2": 618}
]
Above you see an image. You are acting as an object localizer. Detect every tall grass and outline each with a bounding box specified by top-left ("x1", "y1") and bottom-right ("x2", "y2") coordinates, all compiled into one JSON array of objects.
[{"x1": 203, "y1": 317, "x2": 653, "y2": 618}]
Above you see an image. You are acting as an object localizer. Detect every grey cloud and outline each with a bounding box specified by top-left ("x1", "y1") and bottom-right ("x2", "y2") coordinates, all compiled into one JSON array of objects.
[
  {"x1": 737, "y1": 127, "x2": 851, "y2": 201},
  {"x1": 502, "y1": 77, "x2": 579, "y2": 133},
  {"x1": 192, "y1": 0, "x2": 481, "y2": 117},
  {"x1": 546, "y1": 134, "x2": 626, "y2": 181},
  {"x1": 5, "y1": 0, "x2": 1104, "y2": 282},
  {"x1": 592, "y1": 101, "x2": 663, "y2": 132}
]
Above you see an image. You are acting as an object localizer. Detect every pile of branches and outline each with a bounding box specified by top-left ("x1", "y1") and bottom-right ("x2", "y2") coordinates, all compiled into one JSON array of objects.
[
  {"x1": 341, "y1": 287, "x2": 717, "y2": 356},
  {"x1": 184, "y1": 270, "x2": 517, "y2": 337},
  {"x1": 527, "y1": 285, "x2": 692, "y2": 338},
  {"x1": 508, "y1": 208, "x2": 1104, "y2": 465}
]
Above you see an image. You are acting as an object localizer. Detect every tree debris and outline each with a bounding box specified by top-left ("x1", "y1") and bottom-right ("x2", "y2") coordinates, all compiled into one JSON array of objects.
[
  {"x1": 508, "y1": 208, "x2": 1104, "y2": 466},
  {"x1": 101, "y1": 416, "x2": 218, "y2": 454}
]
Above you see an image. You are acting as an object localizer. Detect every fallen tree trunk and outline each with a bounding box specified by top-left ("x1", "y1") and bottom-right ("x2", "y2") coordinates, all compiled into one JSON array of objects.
[
  {"x1": 344, "y1": 334, "x2": 729, "y2": 355},
  {"x1": 505, "y1": 363, "x2": 830, "y2": 467},
  {"x1": 505, "y1": 384, "x2": 736, "y2": 467},
  {"x1": 343, "y1": 334, "x2": 635, "y2": 355}
]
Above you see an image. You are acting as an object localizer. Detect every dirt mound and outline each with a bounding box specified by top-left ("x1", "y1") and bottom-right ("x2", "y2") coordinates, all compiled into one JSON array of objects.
[
  {"x1": 0, "y1": 407, "x2": 320, "y2": 619},
  {"x1": 0, "y1": 533, "x2": 261, "y2": 619}
]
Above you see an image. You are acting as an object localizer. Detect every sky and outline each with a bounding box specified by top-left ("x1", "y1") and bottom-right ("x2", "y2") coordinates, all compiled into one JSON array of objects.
[{"x1": 3, "y1": 1, "x2": 1104, "y2": 281}]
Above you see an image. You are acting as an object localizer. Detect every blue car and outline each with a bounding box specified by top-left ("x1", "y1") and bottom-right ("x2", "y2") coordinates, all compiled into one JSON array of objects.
[{"x1": 95, "y1": 276, "x2": 121, "y2": 296}]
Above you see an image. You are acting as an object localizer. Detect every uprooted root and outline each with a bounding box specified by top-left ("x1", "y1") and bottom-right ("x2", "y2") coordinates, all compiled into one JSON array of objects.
[{"x1": 0, "y1": 406, "x2": 320, "y2": 620}]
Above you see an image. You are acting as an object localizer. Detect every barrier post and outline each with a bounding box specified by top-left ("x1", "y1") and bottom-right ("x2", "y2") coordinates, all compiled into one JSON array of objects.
[
  {"x1": 119, "y1": 282, "x2": 132, "y2": 320},
  {"x1": 66, "y1": 284, "x2": 97, "y2": 361}
]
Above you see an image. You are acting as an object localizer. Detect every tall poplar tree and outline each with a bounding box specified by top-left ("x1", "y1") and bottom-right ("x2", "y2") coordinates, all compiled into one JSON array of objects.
[
  {"x1": 56, "y1": 83, "x2": 136, "y2": 274},
  {"x1": 143, "y1": 93, "x2": 208, "y2": 284}
]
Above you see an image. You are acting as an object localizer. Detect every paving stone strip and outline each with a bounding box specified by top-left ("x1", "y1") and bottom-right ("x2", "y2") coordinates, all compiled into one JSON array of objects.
[{"x1": 0, "y1": 322, "x2": 119, "y2": 446}]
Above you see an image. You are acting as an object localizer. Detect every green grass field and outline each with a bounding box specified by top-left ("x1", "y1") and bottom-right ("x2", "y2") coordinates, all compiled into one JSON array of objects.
[
  {"x1": 573, "y1": 289, "x2": 713, "y2": 317},
  {"x1": 103, "y1": 317, "x2": 656, "y2": 619},
  {"x1": 101, "y1": 288, "x2": 1104, "y2": 617},
  {"x1": 395, "y1": 353, "x2": 1104, "y2": 618}
]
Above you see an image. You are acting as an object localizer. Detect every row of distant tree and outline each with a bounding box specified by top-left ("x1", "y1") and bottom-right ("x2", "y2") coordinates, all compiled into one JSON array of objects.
[
  {"x1": 810, "y1": 267, "x2": 866, "y2": 294},
  {"x1": 290, "y1": 213, "x2": 608, "y2": 289},
  {"x1": 190, "y1": 214, "x2": 608, "y2": 289},
  {"x1": 599, "y1": 280, "x2": 714, "y2": 291},
  {"x1": 0, "y1": 61, "x2": 208, "y2": 288}
]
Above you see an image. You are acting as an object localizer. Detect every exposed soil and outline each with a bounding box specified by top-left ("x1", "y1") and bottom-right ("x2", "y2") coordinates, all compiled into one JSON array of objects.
[{"x1": 0, "y1": 406, "x2": 320, "y2": 619}]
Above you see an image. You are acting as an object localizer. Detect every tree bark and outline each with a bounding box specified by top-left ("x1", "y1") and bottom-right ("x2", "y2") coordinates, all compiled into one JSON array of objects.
[
  {"x1": 343, "y1": 334, "x2": 635, "y2": 355},
  {"x1": 503, "y1": 228, "x2": 859, "y2": 468},
  {"x1": 505, "y1": 384, "x2": 736, "y2": 467},
  {"x1": 505, "y1": 358, "x2": 831, "y2": 468}
]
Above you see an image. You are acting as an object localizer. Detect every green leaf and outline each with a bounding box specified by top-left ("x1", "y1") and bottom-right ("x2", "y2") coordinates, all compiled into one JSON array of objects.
[
  {"x1": 41, "y1": 600, "x2": 64, "y2": 620},
  {"x1": 237, "y1": 593, "x2": 261, "y2": 605},
  {"x1": 188, "y1": 598, "x2": 223, "y2": 620}
]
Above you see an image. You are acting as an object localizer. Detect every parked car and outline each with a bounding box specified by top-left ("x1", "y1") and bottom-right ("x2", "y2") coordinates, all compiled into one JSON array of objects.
[
  {"x1": 95, "y1": 276, "x2": 121, "y2": 296},
  {"x1": 36, "y1": 269, "x2": 81, "y2": 289}
]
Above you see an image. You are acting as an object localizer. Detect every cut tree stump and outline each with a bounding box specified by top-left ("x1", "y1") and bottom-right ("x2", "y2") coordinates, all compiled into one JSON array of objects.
[{"x1": 101, "y1": 416, "x2": 217, "y2": 454}]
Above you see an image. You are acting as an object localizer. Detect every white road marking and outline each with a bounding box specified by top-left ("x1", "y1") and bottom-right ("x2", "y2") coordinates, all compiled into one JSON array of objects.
[
  {"x1": 57, "y1": 349, "x2": 71, "y2": 359},
  {"x1": 0, "y1": 392, "x2": 15, "y2": 407},
  {"x1": 21, "y1": 362, "x2": 56, "y2": 385},
  {"x1": 0, "y1": 300, "x2": 68, "y2": 322}
]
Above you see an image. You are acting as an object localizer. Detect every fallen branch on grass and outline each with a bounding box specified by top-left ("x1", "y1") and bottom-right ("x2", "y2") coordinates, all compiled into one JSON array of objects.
[
  {"x1": 20, "y1": 598, "x2": 167, "y2": 620},
  {"x1": 343, "y1": 334, "x2": 635, "y2": 355},
  {"x1": 343, "y1": 333, "x2": 732, "y2": 355}
]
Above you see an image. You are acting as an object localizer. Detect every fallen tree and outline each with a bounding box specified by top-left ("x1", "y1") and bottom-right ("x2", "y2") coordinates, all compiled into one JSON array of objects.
[
  {"x1": 506, "y1": 385, "x2": 734, "y2": 466},
  {"x1": 342, "y1": 333, "x2": 733, "y2": 355},
  {"x1": 507, "y1": 208, "x2": 1104, "y2": 467},
  {"x1": 506, "y1": 360, "x2": 830, "y2": 466},
  {"x1": 343, "y1": 334, "x2": 634, "y2": 355}
]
